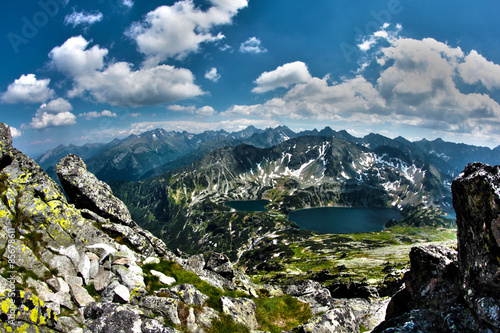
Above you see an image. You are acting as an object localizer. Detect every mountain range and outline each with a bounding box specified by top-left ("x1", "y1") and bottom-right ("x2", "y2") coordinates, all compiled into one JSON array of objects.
[
  {"x1": 35, "y1": 125, "x2": 500, "y2": 183},
  {"x1": 108, "y1": 134, "x2": 457, "y2": 260}
]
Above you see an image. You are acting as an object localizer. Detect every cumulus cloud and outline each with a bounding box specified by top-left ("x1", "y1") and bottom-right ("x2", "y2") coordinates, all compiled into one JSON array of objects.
[
  {"x1": 239, "y1": 37, "x2": 267, "y2": 54},
  {"x1": 64, "y1": 11, "x2": 103, "y2": 27},
  {"x1": 9, "y1": 126, "x2": 21, "y2": 138},
  {"x1": 127, "y1": 0, "x2": 248, "y2": 63},
  {"x1": 375, "y1": 37, "x2": 500, "y2": 125},
  {"x1": 68, "y1": 62, "x2": 205, "y2": 107},
  {"x1": 26, "y1": 98, "x2": 77, "y2": 129},
  {"x1": 38, "y1": 97, "x2": 73, "y2": 113},
  {"x1": 252, "y1": 61, "x2": 312, "y2": 93},
  {"x1": 1, "y1": 74, "x2": 54, "y2": 104},
  {"x1": 459, "y1": 50, "x2": 500, "y2": 91},
  {"x1": 80, "y1": 110, "x2": 118, "y2": 120},
  {"x1": 168, "y1": 104, "x2": 215, "y2": 116},
  {"x1": 205, "y1": 67, "x2": 221, "y2": 82},
  {"x1": 196, "y1": 106, "x2": 215, "y2": 116},
  {"x1": 49, "y1": 36, "x2": 108, "y2": 78},
  {"x1": 50, "y1": 36, "x2": 205, "y2": 107}
]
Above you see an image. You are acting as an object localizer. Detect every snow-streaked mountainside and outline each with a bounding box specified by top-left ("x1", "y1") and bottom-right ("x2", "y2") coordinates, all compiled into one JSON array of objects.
[
  {"x1": 35, "y1": 125, "x2": 500, "y2": 183},
  {"x1": 162, "y1": 136, "x2": 450, "y2": 211},
  {"x1": 110, "y1": 135, "x2": 453, "y2": 259}
]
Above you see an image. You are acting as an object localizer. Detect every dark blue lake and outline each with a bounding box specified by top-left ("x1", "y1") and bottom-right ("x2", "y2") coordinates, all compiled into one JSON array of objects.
[
  {"x1": 225, "y1": 200, "x2": 271, "y2": 212},
  {"x1": 288, "y1": 207, "x2": 402, "y2": 234}
]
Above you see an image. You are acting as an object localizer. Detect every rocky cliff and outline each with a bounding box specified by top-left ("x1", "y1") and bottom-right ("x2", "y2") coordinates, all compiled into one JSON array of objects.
[
  {"x1": 373, "y1": 162, "x2": 500, "y2": 332},
  {"x1": 0, "y1": 122, "x2": 383, "y2": 332}
]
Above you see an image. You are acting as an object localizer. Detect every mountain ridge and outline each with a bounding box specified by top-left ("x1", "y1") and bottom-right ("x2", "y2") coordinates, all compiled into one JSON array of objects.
[{"x1": 35, "y1": 125, "x2": 500, "y2": 183}]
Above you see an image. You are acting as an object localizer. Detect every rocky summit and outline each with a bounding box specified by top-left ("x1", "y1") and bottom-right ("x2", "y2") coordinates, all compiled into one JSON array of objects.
[
  {"x1": 373, "y1": 162, "x2": 500, "y2": 332},
  {"x1": 1, "y1": 118, "x2": 500, "y2": 333}
]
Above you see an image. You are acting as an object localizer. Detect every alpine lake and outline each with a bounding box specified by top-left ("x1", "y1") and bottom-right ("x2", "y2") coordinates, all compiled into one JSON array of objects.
[{"x1": 225, "y1": 200, "x2": 402, "y2": 234}]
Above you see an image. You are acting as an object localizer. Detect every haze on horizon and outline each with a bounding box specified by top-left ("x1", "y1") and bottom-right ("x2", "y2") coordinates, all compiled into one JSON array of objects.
[{"x1": 1, "y1": 0, "x2": 500, "y2": 156}]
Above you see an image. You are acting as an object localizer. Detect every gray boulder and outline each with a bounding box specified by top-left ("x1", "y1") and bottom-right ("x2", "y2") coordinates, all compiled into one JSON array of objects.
[
  {"x1": 70, "y1": 284, "x2": 95, "y2": 308},
  {"x1": 136, "y1": 295, "x2": 181, "y2": 326},
  {"x1": 205, "y1": 252, "x2": 235, "y2": 280},
  {"x1": 169, "y1": 284, "x2": 209, "y2": 306},
  {"x1": 56, "y1": 154, "x2": 134, "y2": 226},
  {"x1": 83, "y1": 302, "x2": 179, "y2": 333},
  {"x1": 221, "y1": 296, "x2": 258, "y2": 330},
  {"x1": 286, "y1": 307, "x2": 359, "y2": 333}
]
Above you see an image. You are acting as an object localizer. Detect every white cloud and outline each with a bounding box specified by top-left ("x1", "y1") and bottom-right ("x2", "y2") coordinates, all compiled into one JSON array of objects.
[
  {"x1": 1, "y1": 74, "x2": 54, "y2": 104},
  {"x1": 459, "y1": 50, "x2": 500, "y2": 91},
  {"x1": 122, "y1": 0, "x2": 134, "y2": 8},
  {"x1": 168, "y1": 104, "x2": 215, "y2": 116},
  {"x1": 24, "y1": 98, "x2": 76, "y2": 129},
  {"x1": 49, "y1": 36, "x2": 108, "y2": 78},
  {"x1": 80, "y1": 110, "x2": 118, "y2": 120},
  {"x1": 28, "y1": 112, "x2": 77, "y2": 129},
  {"x1": 168, "y1": 105, "x2": 196, "y2": 113},
  {"x1": 239, "y1": 37, "x2": 267, "y2": 54},
  {"x1": 127, "y1": 0, "x2": 248, "y2": 63},
  {"x1": 68, "y1": 62, "x2": 205, "y2": 107},
  {"x1": 252, "y1": 61, "x2": 312, "y2": 93},
  {"x1": 38, "y1": 97, "x2": 73, "y2": 113},
  {"x1": 357, "y1": 24, "x2": 400, "y2": 52},
  {"x1": 51, "y1": 36, "x2": 205, "y2": 107},
  {"x1": 9, "y1": 126, "x2": 21, "y2": 138},
  {"x1": 205, "y1": 67, "x2": 221, "y2": 82},
  {"x1": 375, "y1": 37, "x2": 500, "y2": 124},
  {"x1": 196, "y1": 106, "x2": 215, "y2": 116},
  {"x1": 64, "y1": 11, "x2": 103, "y2": 27}
]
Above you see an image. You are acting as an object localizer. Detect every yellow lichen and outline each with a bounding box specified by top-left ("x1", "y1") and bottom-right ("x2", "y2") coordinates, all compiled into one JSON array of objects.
[
  {"x1": 30, "y1": 308, "x2": 38, "y2": 323},
  {"x1": 1, "y1": 298, "x2": 14, "y2": 314},
  {"x1": 16, "y1": 323, "x2": 30, "y2": 333}
]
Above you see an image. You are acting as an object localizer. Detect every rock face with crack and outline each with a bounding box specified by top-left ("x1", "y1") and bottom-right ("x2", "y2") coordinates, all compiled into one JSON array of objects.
[
  {"x1": 56, "y1": 154, "x2": 134, "y2": 226},
  {"x1": 374, "y1": 162, "x2": 500, "y2": 332}
]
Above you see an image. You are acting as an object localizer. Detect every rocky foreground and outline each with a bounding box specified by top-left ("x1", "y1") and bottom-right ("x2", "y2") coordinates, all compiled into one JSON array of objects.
[{"x1": 1, "y1": 121, "x2": 499, "y2": 332}]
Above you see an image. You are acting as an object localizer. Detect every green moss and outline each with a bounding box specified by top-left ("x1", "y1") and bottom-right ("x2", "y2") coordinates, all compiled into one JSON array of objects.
[
  {"x1": 254, "y1": 295, "x2": 312, "y2": 333},
  {"x1": 207, "y1": 314, "x2": 250, "y2": 333}
]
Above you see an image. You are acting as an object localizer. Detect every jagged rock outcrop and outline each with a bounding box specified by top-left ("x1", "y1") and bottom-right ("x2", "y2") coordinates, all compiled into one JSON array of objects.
[
  {"x1": 374, "y1": 162, "x2": 500, "y2": 332},
  {"x1": 56, "y1": 154, "x2": 134, "y2": 226}
]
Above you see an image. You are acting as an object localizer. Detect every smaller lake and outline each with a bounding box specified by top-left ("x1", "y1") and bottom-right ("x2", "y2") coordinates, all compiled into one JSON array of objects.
[
  {"x1": 225, "y1": 200, "x2": 271, "y2": 212},
  {"x1": 288, "y1": 207, "x2": 402, "y2": 234}
]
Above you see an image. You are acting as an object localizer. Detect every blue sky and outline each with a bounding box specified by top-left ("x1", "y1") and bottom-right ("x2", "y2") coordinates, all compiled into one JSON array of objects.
[{"x1": 1, "y1": 0, "x2": 500, "y2": 156}]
